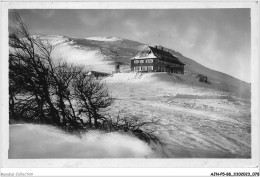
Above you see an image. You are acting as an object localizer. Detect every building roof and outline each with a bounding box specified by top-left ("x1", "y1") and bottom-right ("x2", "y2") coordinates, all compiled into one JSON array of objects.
[
  {"x1": 87, "y1": 70, "x2": 111, "y2": 76},
  {"x1": 131, "y1": 46, "x2": 185, "y2": 65}
]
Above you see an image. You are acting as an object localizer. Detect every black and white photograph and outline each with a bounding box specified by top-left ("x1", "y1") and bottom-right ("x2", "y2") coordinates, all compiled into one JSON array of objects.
[
  {"x1": 6, "y1": 7, "x2": 253, "y2": 159},
  {"x1": 1, "y1": 2, "x2": 259, "y2": 175}
]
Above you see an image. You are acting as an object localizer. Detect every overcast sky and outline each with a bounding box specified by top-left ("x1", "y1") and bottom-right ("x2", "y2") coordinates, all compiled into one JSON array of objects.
[{"x1": 11, "y1": 9, "x2": 251, "y2": 82}]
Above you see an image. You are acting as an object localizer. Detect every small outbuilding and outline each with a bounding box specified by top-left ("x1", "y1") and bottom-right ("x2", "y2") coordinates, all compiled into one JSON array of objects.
[{"x1": 87, "y1": 70, "x2": 111, "y2": 79}]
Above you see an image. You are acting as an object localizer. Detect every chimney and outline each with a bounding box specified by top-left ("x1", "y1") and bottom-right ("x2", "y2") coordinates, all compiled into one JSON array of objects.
[{"x1": 155, "y1": 46, "x2": 157, "y2": 49}]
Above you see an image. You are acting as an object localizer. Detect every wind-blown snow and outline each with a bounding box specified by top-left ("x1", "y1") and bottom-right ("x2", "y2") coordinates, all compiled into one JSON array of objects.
[
  {"x1": 106, "y1": 73, "x2": 229, "y2": 97},
  {"x1": 9, "y1": 73, "x2": 250, "y2": 158},
  {"x1": 9, "y1": 124, "x2": 153, "y2": 158},
  {"x1": 39, "y1": 35, "x2": 115, "y2": 73},
  {"x1": 104, "y1": 73, "x2": 251, "y2": 158},
  {"x1": 86, "y1": 36, "x2": 122, "y2": 42},
  {"x1": 33, "y1": 35, "x2": 69, "y2": 46}
]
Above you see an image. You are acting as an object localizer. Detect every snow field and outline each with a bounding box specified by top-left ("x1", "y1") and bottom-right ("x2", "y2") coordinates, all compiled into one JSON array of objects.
[
  {"x1": 104, "y1": 73, "x2": 251, "y2": 158},
  {"x1": 9, "y1": 124, "x2": 153, "y2": 158}
]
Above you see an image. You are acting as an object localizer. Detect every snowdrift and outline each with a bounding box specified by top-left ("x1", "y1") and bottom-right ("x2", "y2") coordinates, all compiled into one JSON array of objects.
[
  {"x1": 37, "y1": 35, "x2": 115, "y2": 73},
  {"x1": 9, "y1": 124, "x2": 153, "y2": 158},
  {"x1": 38, "y1": 35, "x2": 146, "y2": 74},
  {"x1": 106, "y1": 72, "x2": 184, "y2": 83},
  {"x1": 106, "y1": 72, "x2": 228, "y2": 96},
  {"x1": 9, "y1": 123, "x2": 242, "y2": 158},
  {"x1": 104, "y1": 72, "x2": 251, "y2": 158},
  {"x1": 106, "y1": 71, "x2": 250, "y2": 99}
]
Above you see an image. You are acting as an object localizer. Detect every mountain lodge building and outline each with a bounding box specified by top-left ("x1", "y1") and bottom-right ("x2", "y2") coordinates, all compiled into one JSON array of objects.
[{"x1": 130, "y1": 46, "x2": 185, "y2": 74}]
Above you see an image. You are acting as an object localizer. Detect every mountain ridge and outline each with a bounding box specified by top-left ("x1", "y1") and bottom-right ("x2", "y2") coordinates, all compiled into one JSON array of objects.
[{"x1": 38, "y1": 34, "x2": 250, "y2": 99}]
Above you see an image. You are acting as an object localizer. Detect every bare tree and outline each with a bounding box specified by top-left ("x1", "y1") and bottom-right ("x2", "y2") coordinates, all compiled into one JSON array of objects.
[
  {"x1": 9, "y1": 11, "x2": 115, "y2": 132},
  {"x1": 9, "y1": 11, "x2": 60, "y2": 125},
  {"x1": 73, "y1": 73, "x2": 114, "y2": 128},
  {"x1": 101, "y1": 112, "x2": 163, "y2": 144},
  {"x1": 9, "y1": 11, "x2": 75, "y2": 129},
  {"x1": 9, "y1": 11, "x2": 162, "y2": 145}
]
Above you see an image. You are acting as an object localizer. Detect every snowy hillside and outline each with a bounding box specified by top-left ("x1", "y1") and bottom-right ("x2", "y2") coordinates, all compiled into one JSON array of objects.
[
  {"x1": 9, "y1": 72, "x2": 250, "y2": 158},
  {"x1": 37, "y1": 35, "x2": 116, "y2": 73},
  {"x1": 104, "y1": 73, "x2": 251, "y2": 158},
  {"x1": 166, "y1": 49, "x2": 251, "y2": 98},
  {"x1": 39, "y1": 35, "x2": 250, "y2": 99},
  {"x1": 38, "y1": 35, "x2": 145, "y2": 73},
  {"x1": 9, "y1": 35, "x2": 250, "y2": 159}
]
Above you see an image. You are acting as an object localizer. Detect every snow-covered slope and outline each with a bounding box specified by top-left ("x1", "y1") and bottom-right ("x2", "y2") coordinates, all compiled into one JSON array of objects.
[
  {"x1": 37, "y1": 35, "x2": 116, "y2": 73},
  {"x1": 9, "y1": 35, "x2": 251, "y2": 158},
  {"x1": 9, "y1": 72, "x2": 250, "y2": 158},
  {"x1": 9, "y1": 124, "x2": 153, "y2": 158},
  {"x1": 39, "y1": 35, "x2": 249, "y2": 99},
  {"x1": 104, "y1": 73, "x2": 251, "y2": 158},
  {"x1": 167, "y1": 49, "x2": 251, "y2": 98}
]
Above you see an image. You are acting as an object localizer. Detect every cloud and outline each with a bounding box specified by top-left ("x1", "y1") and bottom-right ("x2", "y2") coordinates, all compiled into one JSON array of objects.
[
  {"x1": 11, "y1": 9, "x2": 250, "y2": 82},
  {"x1": 182, "y1": 29, "x2": 251, "y2": 82},
  {"x1": 180, "y1": 26, "x2": 200, "y2": 48}
]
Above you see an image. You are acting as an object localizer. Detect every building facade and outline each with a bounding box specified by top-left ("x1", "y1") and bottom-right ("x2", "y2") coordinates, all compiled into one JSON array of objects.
[{"x1": 131, "y1": 46, "x2": 185, "y2": 74}]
